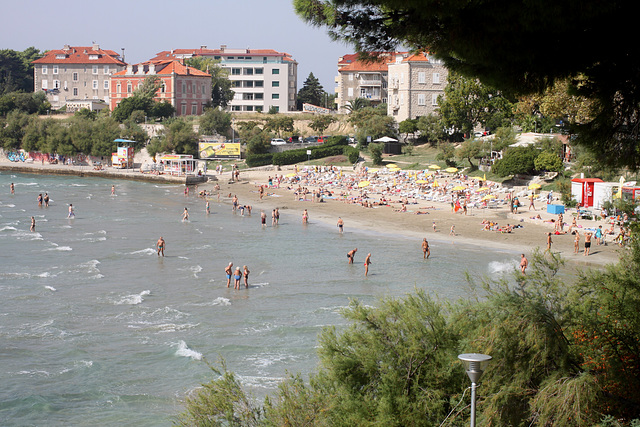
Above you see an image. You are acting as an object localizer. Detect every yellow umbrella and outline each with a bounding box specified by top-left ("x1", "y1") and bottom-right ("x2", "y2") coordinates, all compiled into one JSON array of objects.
[
  {"x1": 477, "y1": 187, "x2": 490, "y2": 192},
  {"x1": 428, "y1": 164, "x2": 441, "y2": 170},
  {"x1": 616, "y1": 176, "x2": 625, "y2": 199},
  {"x1": 425, "y1": 171, "x2": 435, "y2": 176},
  {"x1": 445, "y1": 167, "x2": 459, "y2": 173},
  {"x1": 358, "y1": 181, "x2": 370, "y2": 188},
  {"x1": 386, "y1": 164, "x2": 398, "y2": 169},
  {"x1": 432, "y1": 180, "x2": 439, "y2": 187},
  {"x1": 528, "y1": 183, "x2": 542, "y2": 190},
  {"x1": 415, "y1": 179, "x2": 428, "y2": 184},
  {"x1": 452, "y1": 185, "x2": 466, "y2": 191},
  {"x1": 286, "y1": 173, "x2": 297, "y2": 178},
  {"x1": 482, "y1": 194, "x2": 496, "y2": 201}
]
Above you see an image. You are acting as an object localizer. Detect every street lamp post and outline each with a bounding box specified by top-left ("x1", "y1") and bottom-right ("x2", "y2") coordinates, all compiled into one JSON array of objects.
[{"x1": 458, "y1": 353, "x2": 492, "y2": 427}]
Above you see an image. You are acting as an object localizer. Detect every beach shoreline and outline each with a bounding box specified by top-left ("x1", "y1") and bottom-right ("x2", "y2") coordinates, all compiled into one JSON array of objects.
[{"x1": 1, "y1": 157, "x2": 623, "y2": 267}]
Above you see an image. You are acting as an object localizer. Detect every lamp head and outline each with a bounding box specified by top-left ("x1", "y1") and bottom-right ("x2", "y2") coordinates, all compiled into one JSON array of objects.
[{"x1": 458, "y1": 353, "x2": 492, "y2": 384}]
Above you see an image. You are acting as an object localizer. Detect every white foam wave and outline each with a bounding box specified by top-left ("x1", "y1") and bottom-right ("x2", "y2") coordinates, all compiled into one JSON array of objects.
[
  {"x1": 117, "y1": 290, "x2": 151, "y2": 305},
  {"x1": 175, "y1": 340, "x2": 202, "y2": 360},
  {"x1": 45, "y1": 285, "x2": 57, "y2": 291},
  {"x1": 487, "y1": 260, "x2": 518, "y2": 274},
  {"x1": 250, "y1": 282, "x2": 269, "y2": 288},
  {"x1": 129, "y1": 248, "x2": 156, "y2": 255},
  {"x1": 0, "y1": 226, "x2": 17, "y2": 232},
  {"x1": 48, "y1": 245, "x2": 72, "y2": 251}
]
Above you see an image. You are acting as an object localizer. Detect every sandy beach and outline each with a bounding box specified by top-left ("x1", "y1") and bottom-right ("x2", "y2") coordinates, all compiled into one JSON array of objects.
[{"x1": 0, "y1": 154, "x2": 624, "y2": 267}]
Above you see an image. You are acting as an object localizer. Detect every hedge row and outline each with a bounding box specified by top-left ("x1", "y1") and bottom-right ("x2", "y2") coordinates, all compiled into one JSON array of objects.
[
  {"x1": 245, "y1": 136, "x2": 359, "y2": 168},
  {"x1": 245, "y1": 153, "x2": 274, "y2": 168}
]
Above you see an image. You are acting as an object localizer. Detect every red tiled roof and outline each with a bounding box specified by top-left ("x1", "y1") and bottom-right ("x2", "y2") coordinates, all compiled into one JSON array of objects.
[
  {"x1": 111, "y1": 60, "x2": 210, "y2": 77},
  {"x1": 337, "y1": 52, "x2": 407, "y2": 72},
  {"x1": 32, "y1": 46, "x2": 125, "y2": 65},
  {"x1": 149, "y1": 48, "x2": 293, "y2": 61},
  {"x1": 403, "y1": 52, "x2": 431, "y2": 62}
]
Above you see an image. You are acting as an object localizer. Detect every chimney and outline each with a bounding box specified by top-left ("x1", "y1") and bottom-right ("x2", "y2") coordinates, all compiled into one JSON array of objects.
[
  {"x1": 92, "y1": 42, "x2": 100, "y2": 51},
  {"x1": 127, "y1": 64, "x2": 133, "y2": 75},
  {"x1": 220, "y1": 44, "x2": 226, "y2": 52},
  {"x1": 63, "y1": 44, "x2": 70, "y2": 51},
  {"x1": 149, "y1": 63, "x2": 156, "y2": 74},
  {"x1": 200, "y1": 45, "x2": 207, "y2": 50}
]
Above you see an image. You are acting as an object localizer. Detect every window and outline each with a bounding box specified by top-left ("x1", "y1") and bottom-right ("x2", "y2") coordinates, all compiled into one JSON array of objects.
[
  {"x1": 348, "y1": 73, "x2": 353, "y2": 81},
  {"x1": 104, "y1": 80, "x2": 109, "y2": 89},
  {"x1": 244, "y1": 68, "x2": 253, "y2": 75},
  {"x1": 181, "y1": 104, "x2": 187, "y2": 115},
  {"x1": 232, "y1": 105, "x2": 241, "y2": 111},
  {"x1": 255, "y1": 93, "x2": 263, "y2": 100},
  {"x1": 73, "y1": 72, "x2": 78, "y2": 81},
  {"x1": 418, "y1": 72, "x2": 426, "y2": 84},
  {"x1": 431, "y1": 94, "x2": 439, "y2": 106},
  {"x1": 272, "y1": 93, "x2": 279, "y2": 99},
  {"x1": 272, "y1": 81, "x2": 279, "y2": 87},
  {"x1": 418, "y1": 93, "x2": 426, "y2": 106},
  {"x1": 53, "y1": 80, "x2": 60, "y2": 89},
  {"x1": 271, "y1": 106, "x2": 279, "y2": 112},
  {"x1": 117, "y1": 84, "x2": 121, "y2": 93},
  {"x1": 53, "y1": 65, "x2": 58, "y2": 75},
  {"x1": 243, "y1": 93, "x2": 254, "y2": 100},
  {"x1": 92, "y1": 66, "x2": 98, "y2": 75},
  {"x1": 244, "y1": 81, "x2": 254, "y2": 88},
  {"x1": 255, "y1": 81, "x2": 263, "y2": 87},
  {"x1": 347, "y1": 87, "x2": 353, "y2": 97},
  {"x1": 182, "y1": 82, "x2": 186, "y2": 94},
  {"x1": 254, "y1": 68, "x2": 263, "y2": 74},
  {"x1": 272, "y1": 69, "x2": 279, "y2": 75},
  {"x1": 42, "y1": 65, "x2": 48, "y2": 74},
  {"x1": 191, "y1": 104, "x2": 197, "y2": 115},
  {"x1": 103, "y1": 65, "x2": 110, "y2": 74},
  {"x1": 42, "y1": 80, "x2": 48, "y2": 89},
  {"x1": 231, "y1": 68, "x2": 241, "y2": 75},
  {"x1": 127, "y1": 83, "x2": 132, "y2": 93},
  {"x1": 73, "y1": 87, "x2": 78, "y2": 96},
  {"x1": 93, "y1": 80, "x2": 98, "y2": 89},
  {"x1": 232, "y1": 81, "x2": 242, "y2": 88},
  {"x1": 433, "y1": 73, "x2": 440, "y2": 84},
  {"x1": 161, "y1": 82, "x2": 166, "y2": 93}
]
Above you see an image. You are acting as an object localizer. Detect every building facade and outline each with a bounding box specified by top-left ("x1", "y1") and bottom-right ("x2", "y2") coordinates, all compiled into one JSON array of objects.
[
  {"x1": 386, "y1": 52, "x2": 448, "y2": 122},
  {"x1": 150, "y1": 46, "x2": 298, "y2": 113},
  {"x1": 31, "y1": 44, "x2": 126, "y2": 110},
  {"x1": 335, "y1": 53, "x2": 392, "y2": 113},
  {"x1": 109, "y1": 60, "x2": 211, "y2": 116}
]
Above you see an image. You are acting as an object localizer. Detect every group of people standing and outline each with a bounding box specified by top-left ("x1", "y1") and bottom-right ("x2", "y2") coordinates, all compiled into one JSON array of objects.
[{"x1": 225, "y1": 262, "x2": 250, "y2": 289}]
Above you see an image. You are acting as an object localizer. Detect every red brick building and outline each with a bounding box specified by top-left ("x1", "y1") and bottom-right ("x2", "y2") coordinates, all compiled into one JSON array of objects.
[{"x1": 109, "y1": 60, "x2": 211, "y2": 116}]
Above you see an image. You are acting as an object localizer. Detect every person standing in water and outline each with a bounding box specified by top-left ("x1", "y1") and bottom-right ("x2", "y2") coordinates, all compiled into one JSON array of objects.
[
  {"x1": 422, "y1": 238, "x2": 430, "y2": 259},
  {"x1": 111, "y1": 185, "x2": 116, "y2": 196},
  {"x1": 364, "y1": 253, "x2": 372, "y2": 276},
  {"x1": 337, "y1": 217, "x2": 344, "y2": 233},
  {"x1": 206, "y1": 200, "x2": 210, "y2": 214},
  {"x1": 243, "y1": 265, "x2": 250, "y2": 288},
  {"x1": 156, "y1": 237, "x2": 165, "y2": 257},
  {"x1": 43, "y1": 193, "x2": 49, "y2": 207},
  {"x1": 302, "y1": 209, "x2": 309, "y2": 224},
  {"x1": 234, "y1": 267, "x2": 242, "y2": 289},
  {"x1": 30, "y1": 216, "x2": 36, "y2": 232},
  {"x1": 225, "y1": 262, "x2": 233, "y2": 287},
  {"x1": 10, "y1": 182, "x2": 15, "y2": 194},
  {"x1": 347, "y1": 248, "x2": 357, "y2": 264},
  {"x1": 182, "y1": 207, "x2": 189, "y2": 221},
  {"x1": 67, "y1": 204, "x2": 75, "y2": 218}
]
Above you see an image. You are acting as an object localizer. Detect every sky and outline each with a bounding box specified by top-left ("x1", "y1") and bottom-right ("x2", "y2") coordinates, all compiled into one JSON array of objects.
[{"x1": 1, "y1": 0, "x2": 352, "y2": 92}]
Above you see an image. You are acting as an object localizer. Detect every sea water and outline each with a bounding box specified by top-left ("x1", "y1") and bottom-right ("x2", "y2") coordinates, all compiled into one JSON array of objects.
[{"x1": 0, "y1": 172, "x2": 520, "y2": 426}]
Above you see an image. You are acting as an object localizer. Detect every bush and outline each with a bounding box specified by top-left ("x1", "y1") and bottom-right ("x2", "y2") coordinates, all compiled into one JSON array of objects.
[
  {"x1": 344, "y1": 146, "x2": 360, "y2": 163},
  {"x1": 245, "y1": 153, "x2": 273, "y2": 167},
  {"x1": 369, "y1": 142, "x2": 383, "y2": 165}
]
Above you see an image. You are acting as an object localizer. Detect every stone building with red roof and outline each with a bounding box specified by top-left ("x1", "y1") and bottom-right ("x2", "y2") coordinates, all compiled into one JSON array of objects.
[
  {"x1": 109, "y1": 60, "x2": 211, "y2": 116},
  {"x1": 31, "y1": 43, "x2": 126, "y2": 110},
  {"x1": 335, "y1": 52, "x2": 448, "y2": 121},
  {"x1": 150, "y1": 45, "x2": 298, "y2": 113}
]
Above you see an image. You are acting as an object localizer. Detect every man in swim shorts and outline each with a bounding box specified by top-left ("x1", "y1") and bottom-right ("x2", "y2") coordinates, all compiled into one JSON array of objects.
[
  {"x1": 156, "y1": 237, "x2": 165, "y2": 257},
  {"x1": 234, "y1": 267, "x2": 242, "y2": 289},
  {"x1": 30, "y1": 216, "x2": 36, "y2": 232},
  {"x1": 225, "y1": 262, "x2": 233, "y2": 287},
  {"x1": 364, "y1": 253, "x2": 372, "y2": 276},
  {"x1": 520, "y1": 254, "x2": 528, "y2": 275},
  {"x1": 422, "y1": 238, "x2": 430, "y2": 259},
  {"x1": 347, "y1": 248, "x2": 357, "y2": 264},
  {"x1": 261, "y1": 210, "x2": 266, "y2": 227},
  {"x1": 584, "y1": 232, "x2": 592, "y2": 256},
  {"x1": 337, "y1": 217, "x2": 344, "y2": 233},
  {"x1": 243, "y1": 265, "x2": 250, "y2": 288}
]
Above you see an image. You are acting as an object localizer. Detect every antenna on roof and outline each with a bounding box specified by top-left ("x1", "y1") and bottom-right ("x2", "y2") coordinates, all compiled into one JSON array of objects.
[{"x1": 121, "y1": 48, "x2": 125, "y2": 62}]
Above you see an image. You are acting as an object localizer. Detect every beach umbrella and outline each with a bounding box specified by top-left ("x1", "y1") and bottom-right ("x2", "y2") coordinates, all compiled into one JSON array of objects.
[
  {"x1": 528, "y1": 183, "x2": 541, "y2": 190},
  {"x1": 386, "y1": 163, "x2": 398, "y2": 168},
  {"x1": 415, "y1": 179, "x2": 428, "y2": 184},
  {"x1": 445, "y1": 167, "x2": 459, "y2": 173},
  {"x1": 477, "y1": 187, "x2": 490, "y2": 192},
  {"x1": 285, "y1": 173, "x2": 297, "y2": 178},
  {"x1": 428, "y1": 164, "x2": 441, "y2": 170},
  {"x1": 432, "y1": 180, "x2": 439, "y2": 187},
  {"x1": 482, "y1": 194, "x2": 496, "y2": 201},
  {"x1": 452, "y1": 185, "x2": 466, "y2": 191},
  {"x1": 358, "y1": 181, "x2": 370, "y2": 188}
]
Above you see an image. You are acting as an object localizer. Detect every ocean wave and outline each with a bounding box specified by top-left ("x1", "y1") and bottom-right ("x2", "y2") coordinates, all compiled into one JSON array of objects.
[
  {"x1": 129, "y1": 248, "x2": 156, "y2": 255},
  {"x1": 47, "y1": 245, "x2": 72, "y2": 251},
  {"x1": 487, "y1": 260, "x2": 518, "y2": 274},
  {"x1": 44, "y1": 285, "x2": 57, "y2": 291},
  {"x1": 116, "y1": 290, "x2": 151, "y2": 305},
  {"x1": 237, "y1": 374, "x2": 284, "y2": 389},
  {"x1": 0, "y1": 226, "x2": 17, "y2": 232},
  {"x1": 175, "y1": 340, "x2": 202, "y2": 360}
]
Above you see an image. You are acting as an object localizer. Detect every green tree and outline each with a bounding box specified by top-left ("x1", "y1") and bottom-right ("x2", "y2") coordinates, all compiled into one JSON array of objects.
[
  {"x1": 438, "y1": 71, "x2": 514, "y2": 137},
  {"x1": 436, "y1": 142, "x2": 456, "y2": 166},
  {"x1": 534, "y1": 151, "x2": 563, "y2": 173},
  {"x1": 297, "y1": 72, "x2": 325, "y2": 109},
  {"x1": 294, "y1": 0, "x2": 640, "y2": 169},
  {"x1": 456, "y1": 138, "x2": 485, "y2": 169},
  {"x1": 349, "y1": 106, "x2": 396, "y2": 144},
  {"x1": 368, "y1": 142, "x2": 383, "y2": 165},
  {"x1": 398, "y1": 118, "x2": 418, "y2": 143},
  {"x1": 491, "y1": 145, "x2": 538, "y2": 177},
  {"x1": 264, "y1": 115, "x2": 294, "y2": 137},
  {"x1": 416, "y1": 114, "x2": 448, "y2": 144},
  {"x1": 308, "y1": 114, "x2": 336, "y2": 135},
  {"x1": 186, "y1": 56, "x2": 234, "y2": 108},
  {"x1": 345, "y1": 98, "x2": 371, "y2": 113},
  {"x1": 159, "y1": 118, "x2": 198, "y2": 155},
  {"x1": 0, "y1": 110, "x2": 30, "y2": 150},
  {"x1": 490, "y1": 126, "x2": 518, "y2": 152},
  {"x1": 0, "y1": 48, "x2": 41, "y2": 94},
  {"x1": 0, "y1": 91, "x2": 50, "y2": 116},
  {"x1": 199, "y1": 107, "x2": 232, "y2": 137}
]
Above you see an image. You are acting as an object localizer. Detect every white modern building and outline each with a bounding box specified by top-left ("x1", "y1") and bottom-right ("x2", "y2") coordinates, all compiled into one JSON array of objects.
[{"x1": 150, "y1": 46, "x2": 298, "y2": 113}]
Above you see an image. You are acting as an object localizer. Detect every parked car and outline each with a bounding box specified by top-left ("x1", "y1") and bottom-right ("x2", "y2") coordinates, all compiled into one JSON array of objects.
[
  {"x1": 270, "y1": 138, "x2": 286, "y2": 146},
  {"x1": 317, "y1": 135, "x2": 331, "y2": 143},
  {"x1": 304, "y1": 136, "x2": 318, "y2": 143}
]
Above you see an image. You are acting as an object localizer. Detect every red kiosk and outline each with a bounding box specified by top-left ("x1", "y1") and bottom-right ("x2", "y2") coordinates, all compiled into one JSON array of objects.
[{"x1": 571, "y1": 178, "x2": 603, "y2": 207}]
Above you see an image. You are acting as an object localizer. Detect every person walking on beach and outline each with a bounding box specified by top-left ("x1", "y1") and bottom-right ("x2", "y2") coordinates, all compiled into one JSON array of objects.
[
  {"x1": 529, "y1": 194, "x2": 536, "y2": 211},
  {"x1": 449, "y1": 225, "x2": 455, "y2": 236},
  {"x1": 261, "y1": 210, "x2": 266, "y2": 228},
  {"x1": 30, "y1": 216, "x2": 35, "y2": 232},
  {"x1": 67, "y1": 204, "x2": 75, "y2": 218},
  {"x1": 206, "y1": 200, "x2": 210, "y2": 214},
  {"x1": 347, "y1": 248, "x2": 357, "y2": 264},
  {"x1": 545, "y1": 232, "x2": 553, "y2": 253},
  {"x1": 43, "y1": 193, "x2": 49, "y2": 207},
  {"x1": 302, "y1": 209, "x2": 309, "y2": 224},
  {"x1": 432, "y1": 221, "x2": 436, "y2": 232},
  {"x1": 182, "y1": 207, "x2": 189, "y2": 221},
  {"x1": 422, "y1": 238, "x2": 430, "y2": 259},
  {"x1": 584, "y1": 232, "x2": 592, "y2": 256},
  {"x1": 232, "y1": 195, "x2": 238, "y2": 212},
  {"x1": 243, "y1": 265, "x2": 250, "y2": 288},
  {"x1": 595, "y1": 225, "x2": 603, "y2": 245},
  {"x1": 520, "y1": 254, "x2": 528, "y2": 275},
  {"x1": 225, "y1": 262, "x2": 233, "y2": 287},
  {"x1": 234, "y1": 267, "x2": 242, "y2": 289},
  {"x1": 574, "y1": 230, "x2": 580, "y2": 254},
  {"x1": 337, "y1": 217, "x2": 344, "y2": 233},
  {"x1": 364, "y1": 253, "x2": 372, "y2": 276},
  {"x1": 156, "y1": 237, "x2": 165, "y2": 257},
  {"x1": 274, "y1": 208, "x2": 279, "y2": 225}
]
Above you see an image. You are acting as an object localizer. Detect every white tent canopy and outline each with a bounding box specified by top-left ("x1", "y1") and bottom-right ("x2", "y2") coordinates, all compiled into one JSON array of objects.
[{"x1": 374, "y1": 136, "x2": 398, "y2": 142}]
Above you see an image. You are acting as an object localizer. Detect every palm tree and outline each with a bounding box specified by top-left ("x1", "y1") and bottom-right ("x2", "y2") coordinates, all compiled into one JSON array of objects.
[{"x1": 344, "y1": 98, "x2": 371, "y2": 113}]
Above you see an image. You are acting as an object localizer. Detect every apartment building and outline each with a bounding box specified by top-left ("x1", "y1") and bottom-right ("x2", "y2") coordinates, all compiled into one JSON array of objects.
[
  {"x1": 387, "y1": 52, "x2": 448, "y2": 122},
  {"x1": 150, "y1": 46, "x2": 298, "y2": 113},
  {"x1": 109, "y1": 60, "x2": 211, "y2": 116},
  {"x1": 335, "y1": 53, "x2": 391, "y2": 113},
  {"x1": 31, "y1": 44, "x2": 126, "y2": 109}
]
